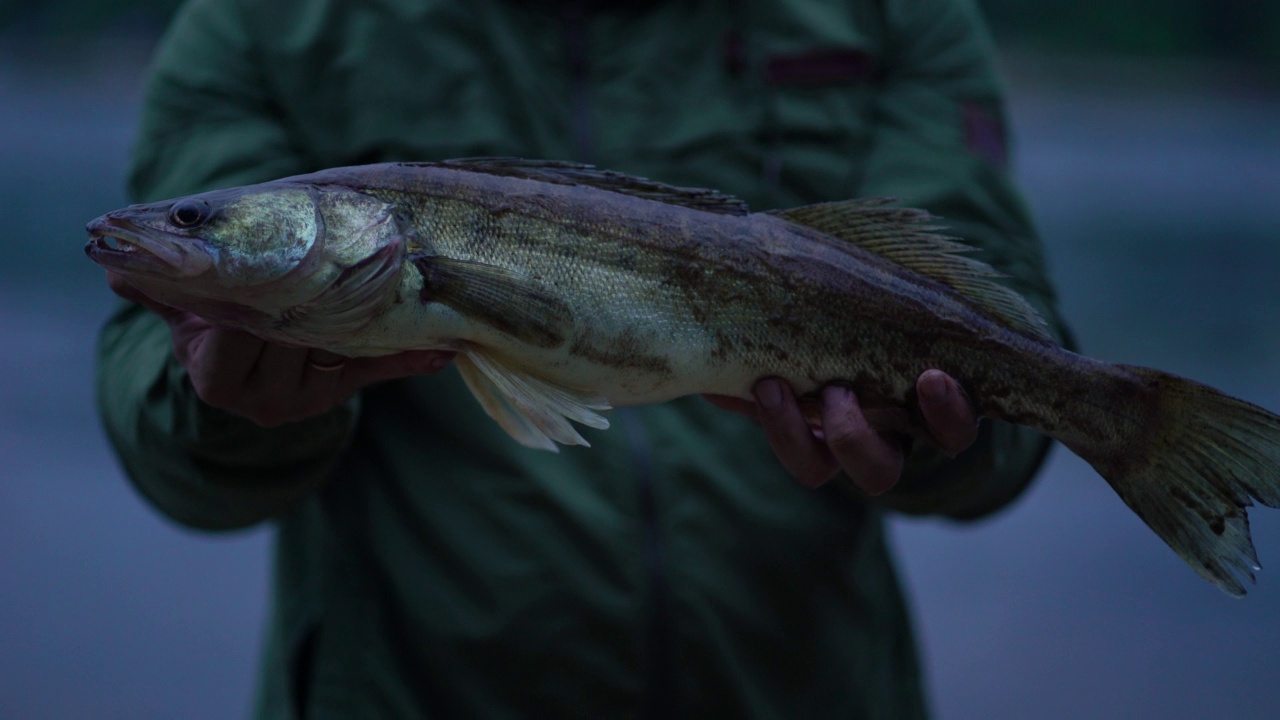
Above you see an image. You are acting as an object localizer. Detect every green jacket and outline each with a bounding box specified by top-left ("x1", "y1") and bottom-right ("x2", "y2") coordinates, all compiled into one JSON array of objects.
[{"x1": 98, "y1": 0, "x2": 1067, "y2": 717}]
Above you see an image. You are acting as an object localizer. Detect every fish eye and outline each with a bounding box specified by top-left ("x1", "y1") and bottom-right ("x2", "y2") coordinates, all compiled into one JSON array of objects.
[{"x1": 168, "y1": 199, "x2": 211, "y2": 229}]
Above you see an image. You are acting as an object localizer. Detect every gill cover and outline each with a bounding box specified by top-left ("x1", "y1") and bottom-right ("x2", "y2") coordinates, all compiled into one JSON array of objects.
[
  {"x1": 200, "y1": 187, "x2": 323, "y2": 290},
  {"x1": 273, "y1": 186, "x2": 412, "y2": 346}
]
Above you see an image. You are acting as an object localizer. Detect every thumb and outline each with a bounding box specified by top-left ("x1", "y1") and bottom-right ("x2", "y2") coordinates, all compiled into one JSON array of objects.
[{"x1": 340, "y1": 350, "x2": 456, "y2": 393}]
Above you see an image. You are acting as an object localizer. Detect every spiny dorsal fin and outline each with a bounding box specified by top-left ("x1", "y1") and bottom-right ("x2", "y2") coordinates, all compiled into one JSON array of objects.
[
  {"x1": 774, "y1": 199, "x2": 1053, "y2": 342},
  {"x1": 397, "y1": 158, "x2": 750, "y2": 216}
]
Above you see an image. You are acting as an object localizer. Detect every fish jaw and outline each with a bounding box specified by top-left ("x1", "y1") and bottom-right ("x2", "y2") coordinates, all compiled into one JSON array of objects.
[{"x1": 85, "y1": 214, "x2": 214, "y2": 279}]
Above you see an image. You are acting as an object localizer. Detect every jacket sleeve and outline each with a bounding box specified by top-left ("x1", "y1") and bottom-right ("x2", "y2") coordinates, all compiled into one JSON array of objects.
[
  {"x1": 97, "y1": 0, "x2": 353, "y2": 531},
  {"x1": 858, "y1": 0, "x2": 1072, "y2": 520}
]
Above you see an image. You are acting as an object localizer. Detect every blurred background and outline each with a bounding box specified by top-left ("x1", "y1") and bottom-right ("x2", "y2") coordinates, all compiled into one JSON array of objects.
[{"x1": 1, "y1": 1, "x2": 1277, "y2": 718}]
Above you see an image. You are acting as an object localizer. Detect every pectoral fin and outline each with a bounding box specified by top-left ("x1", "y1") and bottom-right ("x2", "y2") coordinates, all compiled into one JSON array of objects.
[
  {"x1": 455, "y1": 347, "x2": 611, "y2": 451},
  {"x1": 280, "y1": 239, "x2": 406, "y2": 346},
  {"x1": 410, "y1": 254, "x2": 572, "y2": 349}
]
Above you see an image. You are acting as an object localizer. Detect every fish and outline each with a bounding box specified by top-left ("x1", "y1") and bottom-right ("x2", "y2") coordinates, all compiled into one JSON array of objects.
[{"x1": 85, "y1": 157, "x2": 1280, "y2": 597}]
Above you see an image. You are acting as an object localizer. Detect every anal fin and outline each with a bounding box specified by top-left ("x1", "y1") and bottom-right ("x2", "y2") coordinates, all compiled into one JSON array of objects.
[{"x1": 455, "y1": 347, "x2": 611, "y2": 451}]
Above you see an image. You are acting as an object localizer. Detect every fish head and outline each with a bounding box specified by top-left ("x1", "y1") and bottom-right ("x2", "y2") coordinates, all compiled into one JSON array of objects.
[
  {"x1": 85, "y1": 182, "x2": 411, "y2": 346},
  {"x1": 85, "y1": 185, "x2": 319, "y2": 287}
]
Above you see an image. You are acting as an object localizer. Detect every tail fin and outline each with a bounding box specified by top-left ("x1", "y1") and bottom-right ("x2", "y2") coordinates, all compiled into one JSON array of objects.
[{"x1": 1081, "y1": 366, "x2": 1280, "y2": 596}]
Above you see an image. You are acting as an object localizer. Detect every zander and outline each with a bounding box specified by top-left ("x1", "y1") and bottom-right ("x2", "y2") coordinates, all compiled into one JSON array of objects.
[{"x1": 86, "y1": 158, "x2": 1280, "y2": 596}]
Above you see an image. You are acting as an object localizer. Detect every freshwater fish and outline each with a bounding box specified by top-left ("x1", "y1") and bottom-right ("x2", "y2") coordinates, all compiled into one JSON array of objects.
[{"x1": 85, "y1": 158, "x2": 1280, "y2": 597}]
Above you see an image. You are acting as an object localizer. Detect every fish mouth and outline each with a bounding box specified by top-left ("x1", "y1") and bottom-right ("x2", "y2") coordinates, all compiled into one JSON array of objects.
[{"x1": 84, "y1": 215, "x2": 214, "y2": 277}]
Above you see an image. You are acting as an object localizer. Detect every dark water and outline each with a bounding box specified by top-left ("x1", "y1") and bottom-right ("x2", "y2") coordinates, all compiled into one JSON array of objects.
[
  {"x1": 0, "y1": 41, "x2": 274, "y2": 719},
  {"x1": 1, "y1": 46, "x2": 1278, "y2": 719}
]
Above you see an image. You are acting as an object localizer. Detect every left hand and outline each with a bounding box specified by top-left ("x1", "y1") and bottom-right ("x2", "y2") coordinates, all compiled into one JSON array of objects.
[
  {"x1": 106, "y1": 270, "x2": 456, "y2": 427},
  {"x1": 704, "y1": 370, "x2": 979, "y2": 495}
]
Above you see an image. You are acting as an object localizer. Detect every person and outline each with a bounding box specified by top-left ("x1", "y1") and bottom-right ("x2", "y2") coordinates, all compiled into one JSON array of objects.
[{"x1": 96, "y1": 0, "x2": 1069, "y2": 717}]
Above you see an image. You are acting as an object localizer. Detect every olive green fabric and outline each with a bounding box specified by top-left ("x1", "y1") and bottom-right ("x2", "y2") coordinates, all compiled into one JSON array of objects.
[{"x1": 97, "y1": 0, "x2": 1068, "y2": 717}]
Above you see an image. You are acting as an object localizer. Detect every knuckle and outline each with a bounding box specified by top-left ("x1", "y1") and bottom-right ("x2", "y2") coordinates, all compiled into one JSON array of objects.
[
  {"x1": 106, "y1": 274, "x2": 134, "y2": 298},
  {"x1": 234, "y1": 395, "x2": 289, "y2": 427},
  {"x1": 774, "y1": 444, "x2": 837, "y2": 488},
  {"x1": 190, "y1": 376, "x2": 236, "y2": 409},
  {"x1": 299, "y1": 395, "x2": 338, "y2": 420},
  {"x1": 253, "y1": 395, "x2": 337, "y2": 428},
  {"x1": 796, "y1": 466, "x2": 834, "y2": 488},
  {"x1": 824, "y1": 420, "x2": 876, "y2": 454},
  {"x1": 248, "y1": 407, "x2": 288, "y2": 428},
  {"x1": 867, "y1": 460, "x2": 899, "y2": 486},
  {"x1": 848, "y1": 451, "x2": 903, "y2": 496},
  {"x1": 764, "y1": 435, "x2": 830, "y2": 488},
  {"x1": 941, "y1": 423, "x2": 980, "y2": 456}
]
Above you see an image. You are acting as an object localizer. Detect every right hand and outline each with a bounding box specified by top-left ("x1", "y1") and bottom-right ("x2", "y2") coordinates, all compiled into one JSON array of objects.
[
  {"x1": 704, "y1": 372, "x2": 978, "y2": 495},
  {"x1": 107, "y1": 271, "x2": 455, "y2": 427}
]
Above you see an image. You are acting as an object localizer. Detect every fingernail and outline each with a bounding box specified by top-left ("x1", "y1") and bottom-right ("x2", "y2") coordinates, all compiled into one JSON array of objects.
[
  {"x1": 919, "y1": 371, "x2": 949, "y2": 404},
  {"x1": 754, "y1": 378, "x2": 783, "y2": 409},
  {"x1": 822, "y1": 384, "x2": 853, "y2": 406}
]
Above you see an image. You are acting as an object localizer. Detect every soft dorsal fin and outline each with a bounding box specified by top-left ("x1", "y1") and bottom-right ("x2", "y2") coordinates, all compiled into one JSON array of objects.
[
  {"x1": 774, "y1": 199, "x2": 1053, "y2": 342},
  {"x1": 395, "y1": 158, "x2": 750, "y2": 216}
]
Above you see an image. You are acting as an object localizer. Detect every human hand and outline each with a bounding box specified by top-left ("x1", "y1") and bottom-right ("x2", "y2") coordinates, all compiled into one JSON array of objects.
[
  {"x1": 704, "y1": 370, "x2": 978, "y2": 495},
  {"x1": 106, "y1": 271, "x2": 455, "y2": 427}
]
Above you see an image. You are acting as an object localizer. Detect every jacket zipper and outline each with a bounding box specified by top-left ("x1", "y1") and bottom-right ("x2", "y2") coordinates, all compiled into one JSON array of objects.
[
  {"x1": 561, "y1": 4, "x2": 675, "y2": 712},
  {"x1": 561, "y1": 0, "x2": 595, "y2": 163},
  {"x1": 618, "y1": 409, "x2": 676, "y2": 719}
]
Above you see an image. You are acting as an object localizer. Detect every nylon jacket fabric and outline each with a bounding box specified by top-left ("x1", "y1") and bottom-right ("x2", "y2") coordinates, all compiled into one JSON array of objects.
[{"x1": 97, "y1": 0, "x2": 1068, "y2": 717}]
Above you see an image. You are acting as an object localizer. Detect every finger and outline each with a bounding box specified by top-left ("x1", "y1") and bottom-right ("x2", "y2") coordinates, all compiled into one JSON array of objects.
[
  {"x1": 917, "y1": 369, "x2": 979, "y2": 457},
  {"x1": 267, "y1": 349, "x2": 351, "y2": 424},
  {"x1": 105, "y1": 271, "x2": 185, "y2": 323},
  {"x1": 299, "y1": 349, "x2": 349, "y2": 394},
  {"x1": 754, "y1": 378, "x2": 837, "y2": 488},
  {"x1": 105, "y1": 270, "x2": 146, "y2": 302},
  {"x1": 246, "y1": 343, "x2": 310, "y2": 394},
  {"x1": 182, "y1": 328, "x2": 266, "y2": 407},
  {"x1": 165, "y1": 312, "x2": 216, "y2": 359},
  {"x1": 305, "y1": 349, "x2": 348, "y2": 373},
  {"x1": 221, "y1": 343, "x2": 321, "y2": 426},
  {"x1": 702, "y1": 394, "x2": 758, "y2": 421},
  {"x1": 297, "y1": 349, "x2": 350, "y2": 400},
  {"x1": 820, "y1": 385, "x2": 904, "y2": 496},
  {"x1": 340, "y1": 350, "x2": 456, "y2": 394}
]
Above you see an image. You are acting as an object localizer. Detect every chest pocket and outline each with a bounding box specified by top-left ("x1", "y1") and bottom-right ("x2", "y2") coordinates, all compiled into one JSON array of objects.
[
  {"x1": 759, "y1": 46, "x2": 879, "y2": 206},
  {"x1": 275, "y1": 3, "x2": 575, "y2": 167}
]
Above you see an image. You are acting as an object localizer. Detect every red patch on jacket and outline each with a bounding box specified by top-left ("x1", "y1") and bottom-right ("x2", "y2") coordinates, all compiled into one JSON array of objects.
[
  {"x1": 961, "y1": 101, "x2": 1008, "y2": 168},
  {"x1": 765, "y1": 49, "x2": 877, "y2": 87}
]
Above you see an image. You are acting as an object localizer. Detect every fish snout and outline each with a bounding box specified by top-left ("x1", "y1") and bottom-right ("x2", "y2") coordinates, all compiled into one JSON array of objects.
[
  {"x1": 84, "y1": 214, "x2": 119, "y2": 239},
  {"x1": 82, "y1": 212, "x2": 208, "y2": 275},
  {"x1": 85, "y1": 214, "x2": 137, "y2": 258}
]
